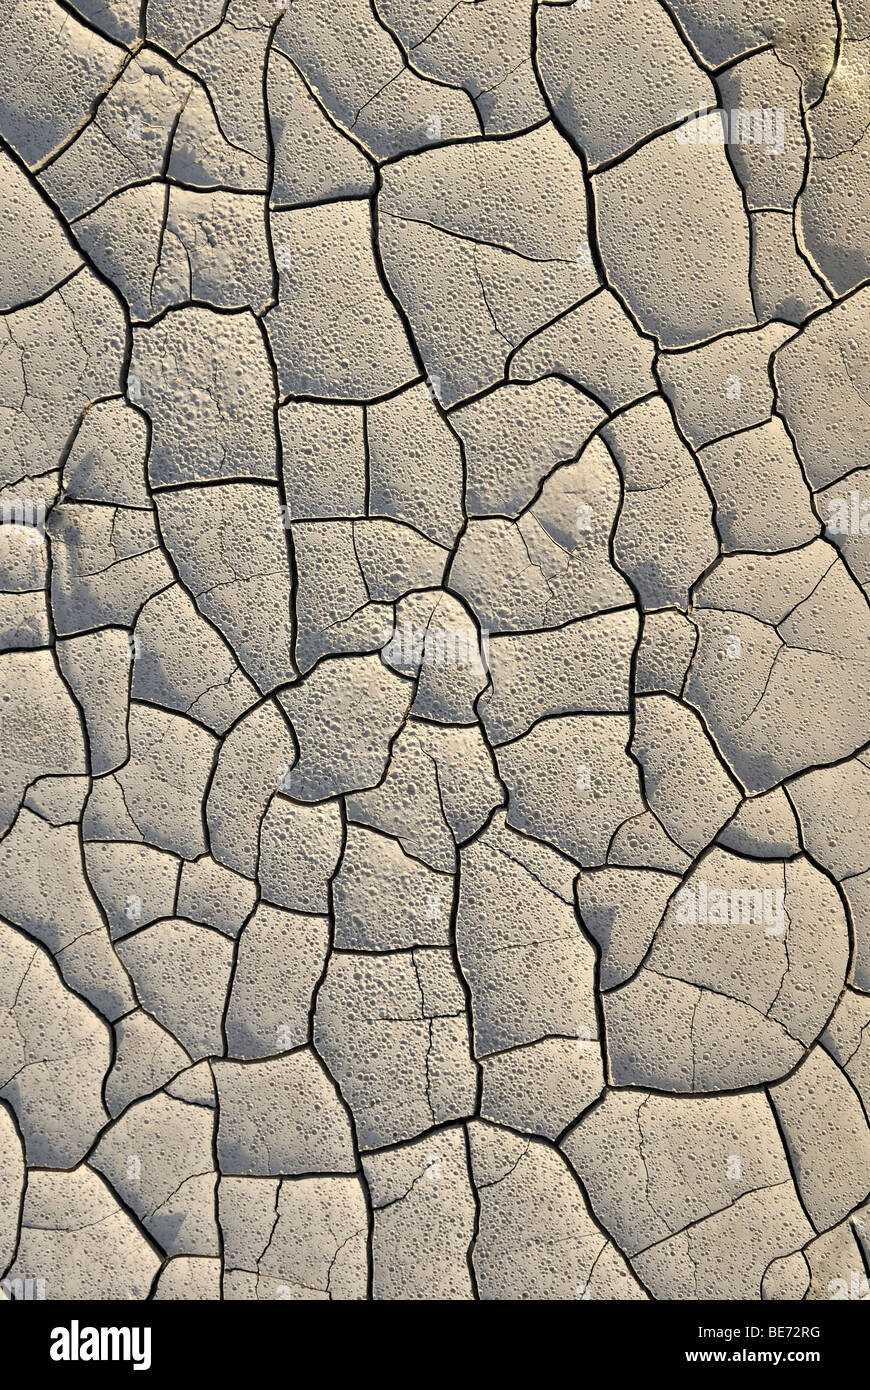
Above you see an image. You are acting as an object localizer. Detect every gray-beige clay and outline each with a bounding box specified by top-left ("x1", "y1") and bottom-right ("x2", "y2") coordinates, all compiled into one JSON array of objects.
[{"x1": 0, "y1": 0, "x2": 868, "y2": 1302}]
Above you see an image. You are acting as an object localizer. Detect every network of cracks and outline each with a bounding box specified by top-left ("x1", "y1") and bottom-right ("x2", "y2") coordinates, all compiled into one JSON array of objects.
[{"x1": 0, "y1": 0, "x2": 869, "y2": 1301}]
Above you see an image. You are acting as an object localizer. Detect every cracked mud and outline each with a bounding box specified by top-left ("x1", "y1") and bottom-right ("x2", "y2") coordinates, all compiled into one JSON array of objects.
[{"x1": 0, "y1": 0, "x2": 869, "y2": 1304}]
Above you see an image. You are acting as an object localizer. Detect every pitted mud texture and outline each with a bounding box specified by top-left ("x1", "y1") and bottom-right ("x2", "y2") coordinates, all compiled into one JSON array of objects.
[{"x1": 0, "y1": 0, "x2": 869, "y2": 1302}]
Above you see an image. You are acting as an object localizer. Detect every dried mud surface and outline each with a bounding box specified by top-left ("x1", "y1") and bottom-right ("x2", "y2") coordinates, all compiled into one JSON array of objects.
[{"x1": 0, "y1": 0, "x2": 869, "y2": 1302}]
